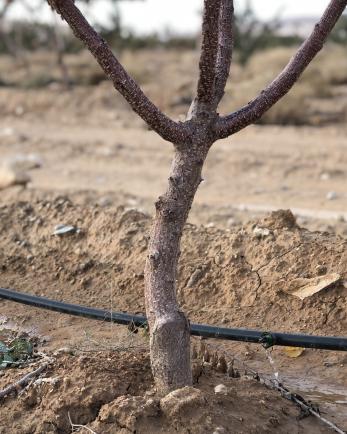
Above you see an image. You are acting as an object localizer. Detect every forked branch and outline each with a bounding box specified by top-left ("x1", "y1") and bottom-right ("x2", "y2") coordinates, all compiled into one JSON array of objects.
[
  {"x1": 215, "y1": 0, "x2": 347, "y2": 139},
  {"x1": 47, "y1": 0, "x2": 191, "y2": 144}
]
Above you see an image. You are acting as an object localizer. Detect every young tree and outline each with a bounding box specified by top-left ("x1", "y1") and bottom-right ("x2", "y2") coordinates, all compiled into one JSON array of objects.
[{"x1": 46, "y1": 0, "x2": 347, "y2": 394}]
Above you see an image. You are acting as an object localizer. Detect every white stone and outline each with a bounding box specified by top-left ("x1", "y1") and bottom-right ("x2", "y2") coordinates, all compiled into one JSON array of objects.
[
  {"x1": 214, "y1": 384, "x2": 228, "y2": 395},
  {"x1": 253, "y1": 226, "x2": 271, "y2": 239},
  {"x1": 320, "y1": 172, "x2": 330, "y2": 181},
  {"x1": 5, "y1": 154, "x2": 43, "y2": 172},
  {"x1": 213, "y1": 428, "x2": 227, "y2": 434},
  {"x1": 326, "y1": 191, "x2": 338, "y2": 200},
  {"x1": 0, "y1": 166, "x2": 30, "y2": 190}
]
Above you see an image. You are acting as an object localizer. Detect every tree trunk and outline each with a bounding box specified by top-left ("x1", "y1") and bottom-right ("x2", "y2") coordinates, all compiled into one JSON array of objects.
[{"x1": 144, "y1": 142, "x2": 210, "y2": 394}]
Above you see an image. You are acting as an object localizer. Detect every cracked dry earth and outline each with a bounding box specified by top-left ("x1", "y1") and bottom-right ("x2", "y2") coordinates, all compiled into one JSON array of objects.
[{"x1": 0, "y1": 198, "x2": 346, "y2": 433}]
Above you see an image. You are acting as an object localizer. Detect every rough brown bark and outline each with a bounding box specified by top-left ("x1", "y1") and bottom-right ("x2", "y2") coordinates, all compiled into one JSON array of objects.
[
  {"x1": 214, "y1": 0, "x2": 234, "y2": 106},
  {"x1": 196, "y1": 0, "x2": 221, "y2": 109},
  {"x1": 144, "y1": 141, "x2": 211, "y2": 393}
]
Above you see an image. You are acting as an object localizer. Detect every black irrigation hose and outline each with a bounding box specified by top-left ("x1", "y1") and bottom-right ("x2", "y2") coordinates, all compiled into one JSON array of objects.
[{"x1": 1, "y1": 287, "x2": 347, "y2": 351}]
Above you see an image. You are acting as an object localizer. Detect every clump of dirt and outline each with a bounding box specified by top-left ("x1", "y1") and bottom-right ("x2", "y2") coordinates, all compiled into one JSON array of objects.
[
  {"x1": 0, "y1": 350, "x2": 332, "y2": 434},
  {"x1": 0, "y1": 350, "x2": 152, "y2": 433},
  {"x1": 261, "y1": 209, "x2": 298, "y2": 230}
]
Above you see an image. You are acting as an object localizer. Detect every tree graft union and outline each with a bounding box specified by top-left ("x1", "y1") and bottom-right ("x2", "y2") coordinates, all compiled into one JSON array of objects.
[{"x1": 46, "y1": 0, "x2": 347, "y2": 393}]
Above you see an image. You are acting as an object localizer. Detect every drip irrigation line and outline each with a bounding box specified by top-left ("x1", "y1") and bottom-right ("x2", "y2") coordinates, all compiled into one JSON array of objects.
[{"x1": 0, "y1": 287, "x2": 347, "y2": 352}]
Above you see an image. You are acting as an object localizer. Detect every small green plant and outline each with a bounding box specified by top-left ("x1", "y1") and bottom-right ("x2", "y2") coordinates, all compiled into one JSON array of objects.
[{"x1": 0, "y1": 336, "x2": 33, "y2": 368}]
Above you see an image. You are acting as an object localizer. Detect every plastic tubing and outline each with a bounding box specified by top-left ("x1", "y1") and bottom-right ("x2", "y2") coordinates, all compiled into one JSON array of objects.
[{"x1": 0, "y1": 287, "x2": 346, "y2": 351}]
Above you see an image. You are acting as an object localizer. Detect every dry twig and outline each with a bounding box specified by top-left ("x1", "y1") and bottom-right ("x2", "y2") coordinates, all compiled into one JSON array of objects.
[
  {"x1": 68, "y1": 412, "x2": 98, "y2": 434},
  {"x1": 0, "y1": 362, "x2": 49, "y2": 400}
]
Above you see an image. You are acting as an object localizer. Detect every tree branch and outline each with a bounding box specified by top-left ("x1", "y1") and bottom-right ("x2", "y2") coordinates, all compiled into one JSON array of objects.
[
  {"x1": 214, "y1": 0, "x2": 234, "y2": 107},
  {"x1": 195, "y1": 0, "x2": 222, "y2": 113},
  {"x1": 215, "y1": 0, "x2": 347, "y2": 139},
  {"x1": 0, "y1": 362, "x2": 49, "y2": 400},
  {"x1": 47, "y1": 0, "x2": 191, "y2": 145}
]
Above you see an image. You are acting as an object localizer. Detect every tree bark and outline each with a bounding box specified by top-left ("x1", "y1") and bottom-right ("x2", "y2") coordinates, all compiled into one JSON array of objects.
[{"x1": 144, "y1": 141, "x2": 210, "y2": 394}]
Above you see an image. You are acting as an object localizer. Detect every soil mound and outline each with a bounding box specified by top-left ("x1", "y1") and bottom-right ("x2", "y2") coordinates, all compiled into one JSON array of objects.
[
  {"x1": 0, "y1": 198, "x2": 345, "y2": 335},
  {"x1": 0, "y1": 197, "x2": 346, "y2": 433},
  {"x1": 0, "y1": 351, "x2": 332, "y2": 434}
]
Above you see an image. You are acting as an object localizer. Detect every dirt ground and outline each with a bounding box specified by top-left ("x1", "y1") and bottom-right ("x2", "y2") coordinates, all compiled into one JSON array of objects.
[{"x1": 0, "y1": 49, "x2": 347, "y2": 433}]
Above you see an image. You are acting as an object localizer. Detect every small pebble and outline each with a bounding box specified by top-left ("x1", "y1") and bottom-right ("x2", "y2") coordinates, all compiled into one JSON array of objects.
[
  {"x1": 326, "y1": 191, "x2": 338, "y2": 200},
  {"x1": 214, "y1": 384, "x2": 228, "y2": 395},
  {"x1": 316, "y1": 265, "x2": 327, "y2": 276},
  {"x1": 213, "y1": 428, "x2": 227, "y2": 434},
  {"x1": 53, "y1": 225, "x2": 79, "y2": 236},
  {"x1": 53, "y1": 347, "x2": 73, "y2": 356},
  {"x1": 253, "y1": 226, "x2": 271, "y2": 239},
  {"x1": 320, "y1": 172, "x2": 330, "y2": 181}
]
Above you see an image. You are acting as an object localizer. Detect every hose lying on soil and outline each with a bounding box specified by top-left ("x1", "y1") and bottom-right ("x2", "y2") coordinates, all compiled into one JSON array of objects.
[{"x1": 0, "y1": 287, "x2": 346, "y2": 351}]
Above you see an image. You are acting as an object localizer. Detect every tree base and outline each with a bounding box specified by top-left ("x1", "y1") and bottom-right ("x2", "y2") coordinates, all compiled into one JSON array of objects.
[{"x1": 150, "y1": 311, "x2": 192, "y2": 395}]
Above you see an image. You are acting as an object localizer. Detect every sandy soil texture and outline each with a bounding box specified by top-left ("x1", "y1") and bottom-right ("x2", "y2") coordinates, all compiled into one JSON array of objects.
[{"x1": 0, "y1": 198, "x2": 346, "y2": 433}]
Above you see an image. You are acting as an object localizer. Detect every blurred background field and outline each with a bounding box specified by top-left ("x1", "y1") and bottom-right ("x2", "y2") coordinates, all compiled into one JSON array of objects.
[
  {"x1": 1, "y1": 1, "x2": 347, "y2": 126},
  {"x1": 1, "y1": 44, "x2": 347, "y2": 125}
]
